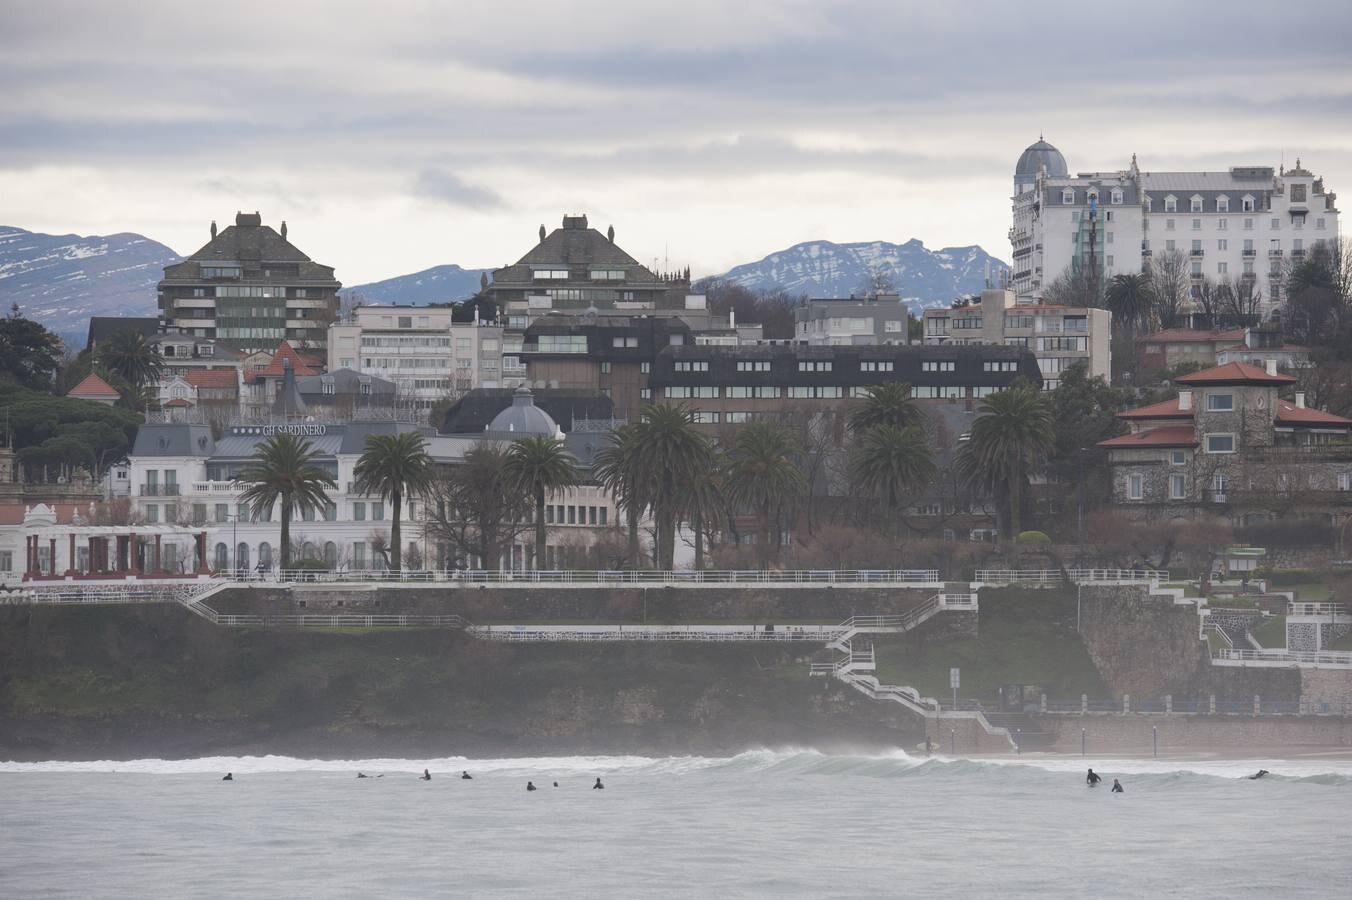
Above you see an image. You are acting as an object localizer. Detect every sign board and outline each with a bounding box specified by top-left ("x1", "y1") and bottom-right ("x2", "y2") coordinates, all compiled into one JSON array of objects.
[
  {"x1": 261, "y1": 424, "x2": 327, "y2": 437},
  {"x1": 950, "y1": 667, "x2": 960, "y2": 689}
]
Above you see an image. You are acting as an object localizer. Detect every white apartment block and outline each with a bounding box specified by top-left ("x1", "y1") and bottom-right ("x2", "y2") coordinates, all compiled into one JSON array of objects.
[
  {"x1": 328, "y1": 306, "x2": 526, "y2": 414},
  {"x1": 1011, "y1": 140, "x2": 1340, "y2": 318},
  {"x1": 922, "y1": 289, "x2": 1110, "y2": 390}
]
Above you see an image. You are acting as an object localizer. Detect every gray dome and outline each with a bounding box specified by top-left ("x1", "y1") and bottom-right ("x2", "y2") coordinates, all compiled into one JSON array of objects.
[
  {"x1": 1016, "y1": 138, "x2": 1065, "y2": 189},
  {"x1": 487, "y1": 387, "x2": 560, "y2": 437}
]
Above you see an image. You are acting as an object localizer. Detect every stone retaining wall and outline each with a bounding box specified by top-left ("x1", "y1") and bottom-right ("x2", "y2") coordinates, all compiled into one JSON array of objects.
[{"x1": 1032, "y1": 712, "x2": 1352, "y2": 753}]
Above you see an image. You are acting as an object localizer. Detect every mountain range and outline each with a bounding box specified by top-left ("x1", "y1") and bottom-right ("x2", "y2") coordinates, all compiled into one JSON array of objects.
[
  {"x1": 0, "y1": 225, "x2": 1008, "y2": 344},
  {"x1": 0, "y1": 226, "x2": 180, "y2": 346}
]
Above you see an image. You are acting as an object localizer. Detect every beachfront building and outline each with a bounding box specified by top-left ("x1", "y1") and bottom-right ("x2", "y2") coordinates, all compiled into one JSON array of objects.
[
  {"x1": 1098, "y1": 361, "x2": 1352, "y2": 532},
  {"x1": 794, "y1": 294, "x2": 912, "y2": 346},
  {"x1": 157, "y1": 212, "x2": 342, "y2": 356},
  {"x1": 921, "y1": 289, "x2": 1110, "y2": 389},
  {"x1": 1010, "y1": 140, "x2": 1340, "y2": 318}
]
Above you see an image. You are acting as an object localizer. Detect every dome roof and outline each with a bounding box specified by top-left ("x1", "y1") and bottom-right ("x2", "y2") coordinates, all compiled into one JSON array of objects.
[
  {"x1": 487, "y1": 387, "x2": 561, "y2": 437},
  {"x1": 1015, "y1": 138, "x2": 1068, "y2": 179}
]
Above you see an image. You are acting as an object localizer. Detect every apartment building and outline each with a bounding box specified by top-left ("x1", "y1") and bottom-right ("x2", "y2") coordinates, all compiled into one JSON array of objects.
[
  {"x1": 921, "y1": 289, "x2": 1110, "y2": 389},
  {"x1": 793, "y1": 294, "x2": 912, "y2": 345}
]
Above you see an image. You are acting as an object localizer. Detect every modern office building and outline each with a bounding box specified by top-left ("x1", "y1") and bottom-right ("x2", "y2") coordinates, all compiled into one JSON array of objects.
[
  {"x1": 157, "y1": 212, "x2": 342, "y2": 355},
  {"x1": 1010, "y1": 140, "x2": 1340, "y2": 318},
  {"x1": 921, "y1": 289, "x2": 1110, "y2": 389},
  {"x1": 793, "y1": 294, "x2": 912, "y2": 345}
]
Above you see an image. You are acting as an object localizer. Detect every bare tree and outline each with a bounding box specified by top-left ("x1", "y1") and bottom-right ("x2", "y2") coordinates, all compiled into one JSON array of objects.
[
  {"x1": 1220, "y1": 277, "x2": 1263, "y2": 323},
  {"x1": 423, "y1": 443, "x2": 531, "y2": 569},
  {"x1": 1149, "y1": 250, "x2": 1190, "y2": 328},
  {"x1": 857, "y1": 265, "x2": 898, "y2": 298}
]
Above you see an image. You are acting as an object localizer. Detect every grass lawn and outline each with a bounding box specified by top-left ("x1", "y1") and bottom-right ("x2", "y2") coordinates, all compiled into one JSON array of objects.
[
  {"x1": 1290, "y1": 583, "x2": 1331, "y2": 602},
  {"x1": 872, "y1": 592, "x2": 1107, "y2": 702},
  {"x1": 1249, "y1": 615, "x2": 1287, "y2": 649},
  {"x1": 1328, "y1": 632, "x2": 1352, "y2": 651}
]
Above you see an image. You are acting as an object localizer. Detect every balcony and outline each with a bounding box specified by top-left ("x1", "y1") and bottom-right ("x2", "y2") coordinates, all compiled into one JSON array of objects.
[
  {"x1": 1242, "y1": 249, "x2": 1256, "y2": 257},
  {"x1": 190, "y1": 480, "x2": 238, "y2": 495},
  {"x1": 1293, "y1": 249, "x2": 1306, "y2": 258},
  {"x1": 139, "y1": 484, "x2": 180, "y2": 497},
  {"x1": 1190, "y1": 249, "x2": 1204, "y2": 257},
  {"x1": 1269, "y1": 249, "x2": 1283, "y2": 257},
  {"x1": 1141, "y1": 249, "x2": 1152, "y2": 257}
]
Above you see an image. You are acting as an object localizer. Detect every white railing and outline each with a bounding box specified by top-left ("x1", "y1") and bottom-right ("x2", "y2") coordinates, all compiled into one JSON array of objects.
[
  {"x1": 1207, "y1": 622, "x2": 1235, "y2": 649},
  {"x1": 974, "y1": 568, "x2": 1166, "y2": 584},
  {"x1": 1214, "y1": 649, "x2": 1352, "y2": 668},
  {"x1": 939, "y1": 593, "x2": 977, "y2": 608},
  {"x1": 259, "y1": 568, "x2": 943, "y2": 586},
  {"x1": 217, "y1": 614, "x2": 468, "y2": 629},
  {"x1": 471, "y1": 625, "x2": 839, "y2": 643},
  {"x1": 190, "y1": 481, "x2": 239, "y2": 495},
  {"x1": 1289, "y1": 602, "x2": 1348, "y2": 617}
]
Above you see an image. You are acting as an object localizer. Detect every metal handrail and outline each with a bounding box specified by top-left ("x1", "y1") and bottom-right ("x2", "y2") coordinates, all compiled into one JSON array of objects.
[
  {"x1": 255, "y1": 568, "x2": 943, "y2": 585},
  {"x1": 975, "y1": 568, "x2": 1166, "y2": 583}
]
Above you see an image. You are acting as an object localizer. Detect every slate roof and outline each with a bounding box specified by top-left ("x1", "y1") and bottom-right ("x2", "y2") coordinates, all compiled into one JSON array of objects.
[
  {"x1": 489, "y1": 215, "x2": 663, "y2": 286},
  {"x1": 161, "y1": 212, "x2": 338, "y2": 283},
  {"x1": 295, "y1": 369, "x2": 396, "y2": 397},
  {"x1": 439, "y1": 388, "x2": 615, "y2": 435},
  {"x1": 86, "y1": 317, "x2": 160, "y2": 350},
  {"x1": 67, "y1": 372, "x2": 121, "y2": 400},
  {"x1": 130, "y1": 424, "x2": 216, "y2": 457}
]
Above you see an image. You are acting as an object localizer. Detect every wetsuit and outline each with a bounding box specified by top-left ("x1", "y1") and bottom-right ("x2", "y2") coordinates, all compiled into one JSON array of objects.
[
  {"x1": 222, "y1": 774, "x2": 233, "y2": 781},
  {"x1": 593, "y1": 778, "x2": 604, "y2": 790},
  {"x1": 527, "y1": 782, "x2": 537, "y2": 792},
  {"x1": 1111, "y1": 781, "x2": 1124, "y2": 793},
  {"x1": 461, "y1": 772, "x2": 472, "y2": 780},
  {"x1": 1086, "y1": 770, "x2": 1101, "y2": 786}
]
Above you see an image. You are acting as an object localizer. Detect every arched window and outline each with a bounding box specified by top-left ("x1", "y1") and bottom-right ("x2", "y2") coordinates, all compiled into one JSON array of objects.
[
  {"x1": 302, "y1": 541, "x2": 317, "y2": 560},
  {"x1": 323, "y1": 542, "x2": 338, "y2": 568},
  {"x1": 214, "y1": 542, "x2": 228, "y2": 570},
  {"x1": 236, "y1": 543, "x2": 250, "y2": 571},
  {"x1": 259, "y1": 542, "x2": 273, "y2": 568}
]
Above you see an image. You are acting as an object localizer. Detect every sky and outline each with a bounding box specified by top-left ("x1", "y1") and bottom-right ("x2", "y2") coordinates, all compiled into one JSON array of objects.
[{"x1": 3, "y1": 0, "x2": 1351, "y2": 285}]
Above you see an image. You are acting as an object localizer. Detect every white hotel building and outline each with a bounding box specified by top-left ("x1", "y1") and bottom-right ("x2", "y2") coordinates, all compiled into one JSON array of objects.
[
  {"x1": 328, "y1": 306, "x2": 526, "y2": 417},
  {"x1": 1010, "y1": 140, "x2": 1339, "y2": 318}
]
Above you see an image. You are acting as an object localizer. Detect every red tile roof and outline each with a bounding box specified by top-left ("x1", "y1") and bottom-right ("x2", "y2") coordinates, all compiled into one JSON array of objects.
[
  {"x1": 1175, "y1": 361, "x2": 1296, "y2": 386},
  {"x1": 163, "y1": 398, "x2": 195, "y2": 408},
  {"x1": 1143, "y1": 328, "x2": 1246, "y2": 344},
  {"x1": 1098, "y1": 426, "x2": 1199, "y2": 449},
  {"x1": 66, "y1": 372, "x2": 121, "y2": 400},
  {"x1": 1119, "y1": 398, "x2": 1194, "y2": 420},
  {"x1": 1275, "y1": 401, "x2": 1352, "y2": 427},
  {"x1": 247, "y1": 342, "x2": 318, "y2": 383},
  {"x1": 184, "y1": 368, "x2": 240, "y2": 390}
]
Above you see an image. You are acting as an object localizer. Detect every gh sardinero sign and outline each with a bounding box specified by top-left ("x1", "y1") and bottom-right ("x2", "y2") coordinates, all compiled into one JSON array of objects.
[{"x1": 262, "y1": 424, "x2": 328, "y2": 437}]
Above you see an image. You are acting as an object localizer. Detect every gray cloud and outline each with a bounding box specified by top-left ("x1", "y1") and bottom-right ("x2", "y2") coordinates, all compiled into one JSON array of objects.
[{"x1": 413, "y1": 169, "x2": 506, "y2": 210}]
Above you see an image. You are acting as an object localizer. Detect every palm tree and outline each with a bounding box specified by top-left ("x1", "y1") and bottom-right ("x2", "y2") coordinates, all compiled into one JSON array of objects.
[
  {"x1": 1105, "y1": 272, "x2": 1155, "y2": 334},
  {"x1": 849, "y1": 424, "x2": 936, "y2": 533},
  {"x1": 955, "y1": 384, "x2": 1054, "y2": 540},
  {"x1": 593, "y1": 424, "x2": 649, "y2": 568},
  {"x1": 724, "y1": 422, "x2": 805, "y2": 566},
  {"x1": 352, "y1": 431, "x2": 433, "y2": 573},
  {"x1": 235, "y1": 433, "x2": 336, "y2": 572},
  {"x1": 848, "y1": 383, "x2": 923, "y2": 433},
  {"x1": 96, "y1": 330, "x2": 164, "y2": 390},
  {"x1": 683, "y1": 464, "x2": 726, "y2": 571},
  {"x1": 628, "y1": 403, "x2": 714, "y2": 570},
  {"x1": 503, "y1": 435, "x2": 579, "y2": 570}
]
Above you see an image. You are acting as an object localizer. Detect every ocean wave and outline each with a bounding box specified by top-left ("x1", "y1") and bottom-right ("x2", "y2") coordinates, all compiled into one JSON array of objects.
[{"x1": 2, "y1": 748, "x2": 1350, "y2": 783}]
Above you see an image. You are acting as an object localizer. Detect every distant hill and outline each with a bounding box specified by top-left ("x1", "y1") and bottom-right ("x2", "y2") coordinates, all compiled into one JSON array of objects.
[
  {"x1": 341, "y1": 264, "x2": 491, "y2": 306},
  {"x1": 707, "y1": 239, "x2": 1008, "y2": 312},
  {"x1": 0, "y1": 226, "x2": 181, "y2": 347}
]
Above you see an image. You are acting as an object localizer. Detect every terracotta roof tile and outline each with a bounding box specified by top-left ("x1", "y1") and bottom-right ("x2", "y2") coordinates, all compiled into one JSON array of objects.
[
  {"x1": 1098, "y1": 425, "x2": 1199, "y2": 449},
  {"x1": 1143, "y1": 328, "x2": 1246, "y2": 344},
  {"x1": 1174, "y1": 361, "x2": 1296, "y2": 386},
  {"x1": 1275, "y1": 401, "x2": 1352, "y2": 427},
  {"x1": 67, "y1": 373, "x2": 121, "y2": 399},
  {"x1": 1119, "y1": 398, "x2": 1194, "y2": 420},
  {"x1": 184, "y1": 368, "x2": 240, "y2": 389}
]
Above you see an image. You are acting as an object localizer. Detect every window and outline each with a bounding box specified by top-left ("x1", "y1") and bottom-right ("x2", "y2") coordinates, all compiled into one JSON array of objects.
[
  {"x1": 1128, "y1": 474, "x2": 1143, "y2": 500},
  {"x1": 538, "y1": 334, "x2": 587, "y2": 353},
  {"x1": 1006, "y1": 314, "x2": 1034, "y2": 329},
  {"x1": 353, "y1": 502, "x2": 366, "y2": 521},
  {"x1": 725, "y1": 411, "x2": 753, "y2": 424},
  {"x1": 952, "y1": 317, "x2": 983, "y2": 330},
  {"x1": 692, "y1": 412, "x2": 720, "y2": 424},
  {"x1": 884, "y1": 320, "x2": 903, "y2": 333},
  {"x1": 787, "y1": 386, "x2": 843, "y2": 399},
  {"x1": 1205, "y1": 434, "x2": 1235, "y2": 454},
  {"x1": 1217, "y1": 239, "x2": 1227, "y2": 251},
  {"x1": 665, "y1": 386, "x2": 719, "y2": 399},
  {"x1": 600, "y1": 362, "x2": 611, "y2": 374},
  {"x1": 353, "y1": 542, "x2": 366, "y2": 568},
  {"x1": 1111, "y1": 189, "x2": 1123, "y2": 205},
  {"x1": 1166, "y1": 219, "x2": 1176, "y2": 231},
  {"x1": 673, "y1": 361, "x2": 708, "y2": 372},
  {"x1": 1218, "y1": 218, "x2": 1228, "y2": 231},
  {"x1": 1217, "y1": 262, "x2": 1228, "y2": 275},
  {"x1": 1189, "y1": 195, "x2": 1202, "y2": 213},
  {"x1": 860, "y1": 361, "x2": 894, "y2": 372},
  {"x1": 1339, "y1": 473, "x2": 1351, "y2": 492},
  {"x1": 983, "y1": 361, "x2": 1018, "y2": 372},
  {"x1": 1062, "y1": 189, "x2": 1075, "y2": 204},
  {"x1": 1271, "y1": 218, "x2": 1281, "y2": 230},
  {"x1": 1217, "y1": 196, "x2": 1230, "y2": 212},
  {"x1": 1170, "y1": 474, "x2": 1186, "y2": 500},
  {"x1": 371, "y1": 503, "x2": 383, "y2": 521},
  {"x1": 1212, "y1": 473, "x2": 1228, "y2": 499},
  {"x1": 324, "y1": 502, "x2": 337, "y2": 522},
  {"x1": 1165, "y1": 240, "x2": 1176, "y2": 251},
  {"x1": 1164, "y1": 195, "x2": 1177, "y2": 212},
  {"x1": 1192, "y1": 218, "x2": 1202, "y2": 231},
  {"x1": 921, "y1": 361, "x2": 956, "y2": 372},
  {"x1": 610, "y1": 336, "x2": 639, "y2": 349},
  {"x1": 736, "y1": 360, "x2": 771, "y2": 372},
  {"x1": 1192, "y1": 240, "x2": 1202, "y2": 253},
  {"x1": 798, "y1": 360, "x2": 832, "y2": 372},
  {"x1": 1244, "y1": 217, "x2": 1254, "y2": 231},
  {"x1": 1317, "y1": 218, "x2": 1326, "y2": 230},
  {"x1": 1171, "y1": 450, "x2": 1186, "y2": 466}
]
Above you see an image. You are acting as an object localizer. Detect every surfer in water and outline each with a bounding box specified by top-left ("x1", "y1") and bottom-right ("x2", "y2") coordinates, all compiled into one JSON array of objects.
[
  {"x1": 461, "y1": 771, "x2": 472, "y2": 780},
  {"x1": 593, "y1": 778, "x2": 604, "y2": 790},
  {"x1": 1086, "y1": 769, "x2": 1102, "y2": 787},
  {"x1": 1249, "y1": 769, "x2": 1270, "y2": 780},
  {"x1": 420, "y1": 769, "x2": 431, "y2": 781},
  {"x1": 1111, "y1": 779, "x2": 1124, "y2": 793},
  {"x1": 222, "y1": 773, "x2": 233, "y2": 781},
  {"x1": 357, "y1": 773, "x2": 368, "y2": 779},
  {"x1": 553, "y1": 782, "x2": 559, "y2": 788},
  {"x1": 527, "y1": 781, "x2": 537, "y2": 791}
]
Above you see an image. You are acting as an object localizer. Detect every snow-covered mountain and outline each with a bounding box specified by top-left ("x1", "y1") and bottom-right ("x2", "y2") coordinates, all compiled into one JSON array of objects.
[
  {"x1": 0, "y1": 226, "x2": 180, "y2": 347},
  {"x1": 707, "y1": 239, "x2": 1008, "y2": 312},
  {"x1": 341, "y1": 264, "x2": 491, "y2": 306}
]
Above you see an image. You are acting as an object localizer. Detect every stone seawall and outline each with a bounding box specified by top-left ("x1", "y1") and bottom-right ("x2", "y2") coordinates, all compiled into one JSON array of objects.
[
  {"x1": 1032, "y1": 713, "x2": 1352, "y2": 753},
  {"x1": 209, "y1": 585, "x2": 939, "y2": 623}
]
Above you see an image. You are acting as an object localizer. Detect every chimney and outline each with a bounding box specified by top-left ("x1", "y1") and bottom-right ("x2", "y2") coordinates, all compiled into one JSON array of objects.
[
  {"x1": 1295, "y1": 392, "x2": 1306, "y2": 409},
  {"x1": 1265, "y1": 358, "x2": 1277, "y2": 376},
  {"x1": 210, "y1": 220, "x2": 217, "y2": 240},
  {"x1": 1178, "y1": 390, "x2": 1193, "y2": 411}
]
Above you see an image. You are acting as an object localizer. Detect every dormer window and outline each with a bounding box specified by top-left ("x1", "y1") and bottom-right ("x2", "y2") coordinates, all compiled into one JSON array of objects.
[
  {"x1": 1242, "y1": 195, "x2": 1255, "y2": 212},
  {"x1": 1110, "y1": 189, "x2": 1123, "y2": 205},
  {"x1": 1190, "y1": 195, "x2": 1204, "y2": 213},
  {"x1": 1062, "y1": 189, "x2": 1075, "y2": 205},
  {"x1": 1217, "y1": 195, "x2": 1229, "y2": 212},
  {"x1": 1145, "y1": 196, "x2": 1153, "y2": 212},
  {"x1": 1164, "y1": 195, "x2": 1178, "y2": 212}
]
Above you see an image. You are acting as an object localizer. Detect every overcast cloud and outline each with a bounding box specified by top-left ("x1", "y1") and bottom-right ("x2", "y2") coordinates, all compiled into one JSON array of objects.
[{"x1": 2, "y1": 0, "x2": 1350, "y2": 282}]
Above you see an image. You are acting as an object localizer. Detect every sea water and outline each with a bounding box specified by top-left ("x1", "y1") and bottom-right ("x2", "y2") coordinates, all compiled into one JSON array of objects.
[{"x1": 2, "y1": 750, "x2": 1350, "y2": 898}]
